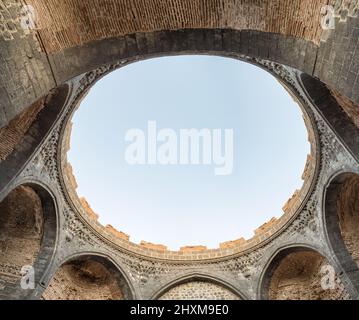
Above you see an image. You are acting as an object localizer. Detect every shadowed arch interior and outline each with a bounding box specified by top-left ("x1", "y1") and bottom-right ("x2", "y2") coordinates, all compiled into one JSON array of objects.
[
  {"x1": 42, "y1": 255, "x2": 134, "y2": 300},
  {"x1": 336, "y1": 174, "x2": 359, "y2": 266},
  {"x1": 0, "y1": 183, "x2": 57, "y2": 300},
  {"x1": 324, "y1": 172, "x2": 359, "y2": 292},
  {"x1": 260, "y1": 247, "x2": 349, "y2": 300}
]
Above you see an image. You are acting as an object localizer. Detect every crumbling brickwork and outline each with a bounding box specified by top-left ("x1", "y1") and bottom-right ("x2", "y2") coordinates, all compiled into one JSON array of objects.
[
  {"x1": 269, "y1": 251, "x2": 349, "y2": 300},
  {"x1": 42, "y1": 259, "x2": 124, "y2": 300}
]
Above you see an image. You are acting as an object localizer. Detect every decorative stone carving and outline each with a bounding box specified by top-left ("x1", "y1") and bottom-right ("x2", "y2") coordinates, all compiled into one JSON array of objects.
[
  {"x1": 334, "y1": 0, "x2": 359, "y2": 19},
  {"x1": 38, "y1": 129, "x2": 61, "y2": 181}
]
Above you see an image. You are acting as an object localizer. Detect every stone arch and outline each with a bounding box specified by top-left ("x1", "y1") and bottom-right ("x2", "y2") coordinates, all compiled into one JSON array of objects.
[
  {"x1": 42, "y1": 254, "x2": 135, "y2": 300},
  {"x1": 51, "y1": 29, "x2": 319, "y2": 87},
  {"x1": 0, "y1": 182, "x2": 57, "y2": 300},
  {"x1": 0, "y1": 28, "x2": 330, "y2": 132},
  {"x1": 153, "y1": 273, "x2": 245, "y2": 300},
  {"x1": 259, "y1": 245, "x2": 350, "y2": 300},
  {"x1": 299, "y1": 74, "x2": 359, "y2": 161},
  {"x1": 324, "y1": 171, "x2": 359, "y2": 293}
]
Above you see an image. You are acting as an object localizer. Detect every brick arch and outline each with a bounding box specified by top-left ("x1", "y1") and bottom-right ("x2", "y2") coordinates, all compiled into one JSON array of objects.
[
  {"x1": 259, "y1": 245, "x2": 350, "y2": 300},
  {"x1": 0, "y1": 182, "x2": 57, "y2": 300},
  {"x1": 324, "y1": 170, "x2": 359, "y2": 295},
  {"x1": 152, "y1": 273, "x2": 246, "y2": 300},
  {"x1": 42, "y1": 254, "x2": 135, "y2": 300}
]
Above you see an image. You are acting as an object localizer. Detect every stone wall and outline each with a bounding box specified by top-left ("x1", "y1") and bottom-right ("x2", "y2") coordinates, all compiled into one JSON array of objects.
[{"x1": 159, "y1": 281, "x2": 240, "y2": 300}]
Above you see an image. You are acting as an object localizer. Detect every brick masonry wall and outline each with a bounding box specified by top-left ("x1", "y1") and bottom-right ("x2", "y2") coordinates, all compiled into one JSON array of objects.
[{"x1": 29, "y1": 0, "x2": 325, "y2": 54}]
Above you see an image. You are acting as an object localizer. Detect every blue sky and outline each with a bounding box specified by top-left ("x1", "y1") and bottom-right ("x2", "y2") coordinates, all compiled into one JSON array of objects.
[{"x1": 68, "y1": 55, "x2": 310, "y2": 250}]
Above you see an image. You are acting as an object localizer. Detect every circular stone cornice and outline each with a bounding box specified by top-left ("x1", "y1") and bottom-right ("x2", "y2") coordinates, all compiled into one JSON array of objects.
[{"x1": 51, "y1": 52, "x2": 323, "y2": 262}]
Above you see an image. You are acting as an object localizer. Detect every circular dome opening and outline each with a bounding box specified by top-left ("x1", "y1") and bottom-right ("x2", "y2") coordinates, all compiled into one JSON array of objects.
[{"x1": 65, "y1": 55, "x2": 313, "y2": 251}]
